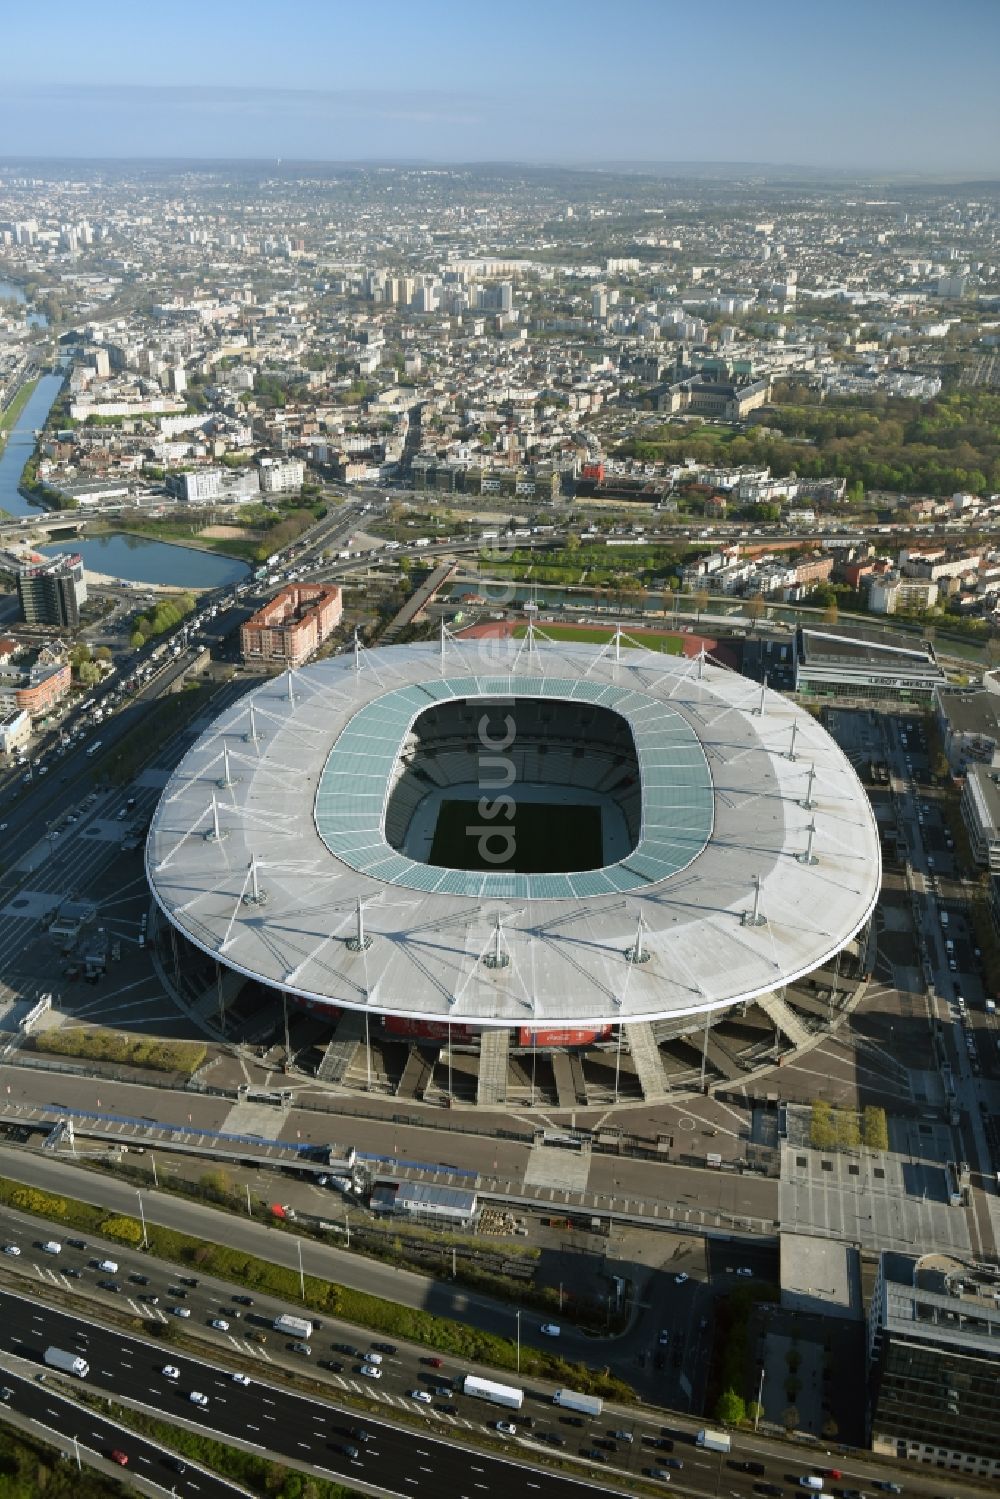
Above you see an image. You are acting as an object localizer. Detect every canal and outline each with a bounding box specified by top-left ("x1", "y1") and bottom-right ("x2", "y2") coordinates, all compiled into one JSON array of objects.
[{"x1": 0, "y1": 371, "x2": 64, "y2": 518}]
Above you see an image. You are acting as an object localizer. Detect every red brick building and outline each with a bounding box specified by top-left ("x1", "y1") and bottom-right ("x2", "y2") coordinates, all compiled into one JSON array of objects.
[{"x1": 240, "y1": 585, "x2": 343, "y2": 669}]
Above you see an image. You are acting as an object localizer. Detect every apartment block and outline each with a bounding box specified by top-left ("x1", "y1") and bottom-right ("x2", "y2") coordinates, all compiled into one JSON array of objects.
[{"x1": 240, "y1": 585, "x2": 343, "y2": 669}]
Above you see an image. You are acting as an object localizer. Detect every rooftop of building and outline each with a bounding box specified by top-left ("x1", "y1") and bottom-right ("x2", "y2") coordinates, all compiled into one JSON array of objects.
[
  {"x1": 799, "y1": 626, "x2": 945, "y2": 676},
  {"x1": 936, "y1": 685, "x2": 1000, "y2": 741},
  {"x1": 780, "y1": 1232, "x2": 862, "y2": 1320},
  {"x1": 244, "y1": 584, "x2": 342, "y2": 630},
  {"x1": 879, "y1": 1251, "x2": 1000, "y2": 1357}
]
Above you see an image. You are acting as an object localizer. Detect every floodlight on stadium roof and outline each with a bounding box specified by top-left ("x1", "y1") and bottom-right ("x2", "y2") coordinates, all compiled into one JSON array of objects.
[{"x1": 146, "y1": 633, "x2": 881, "y2": 1030}]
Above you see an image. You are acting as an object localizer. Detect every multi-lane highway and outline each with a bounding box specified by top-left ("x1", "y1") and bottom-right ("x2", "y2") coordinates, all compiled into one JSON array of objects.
[
  {"x1": 0, "y1": 1367, "x2": 244, "y2": 1496},
  {"x1": 0, "y1": 1280, "x2": 992, "y2": 1499},
  {"x1": 0, "y1": 1285, "x2": 616, "y2": 1498}
]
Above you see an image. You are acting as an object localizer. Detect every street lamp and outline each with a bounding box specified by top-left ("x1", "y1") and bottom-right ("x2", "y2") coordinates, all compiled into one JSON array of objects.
[
  {"x1": 515, "y1": 1308, "x2": 521, "y2": 1374},
  {"x1": 755, "y1": 1366, "x2": 766, "y2": 1431},
  {"x1": 136, "y1": 1189, "x2": 147, "y2": 1249}
]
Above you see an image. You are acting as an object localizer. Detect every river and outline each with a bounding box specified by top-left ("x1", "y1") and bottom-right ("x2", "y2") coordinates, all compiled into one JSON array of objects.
[
  {"x1": 39, "y1": 531, "x2": 250, "y2": 589},
  {"x1": 0, "y1": 372, "x2": 64, "y2": 518},
  {"x1": 0, "y1": 279, "x2": 47, "y2": 328}
]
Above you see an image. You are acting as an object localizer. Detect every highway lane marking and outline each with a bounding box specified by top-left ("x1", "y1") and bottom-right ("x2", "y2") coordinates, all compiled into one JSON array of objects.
[
  {"x1": 419, "y1": 1466, "x2": 433, "y2": 1473},
  {"x1": 247, "y1": 1424, "x2": 259, "y2": 1432},
  {"x1": 296, "y1": 1441, "x2": 310, "y2": 1449}
]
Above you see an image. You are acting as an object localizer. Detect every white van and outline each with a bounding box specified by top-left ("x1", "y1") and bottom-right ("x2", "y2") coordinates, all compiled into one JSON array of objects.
[
  {"x1": 96, "y1": 1258, "x2": 119, "y2": 1274},
  {"x1": 799, "y1": 1479, "x2": 823, "y2": 1492},
  {"x1": 41, "y1": 1241, "x2": 62, "y2": 1255}
]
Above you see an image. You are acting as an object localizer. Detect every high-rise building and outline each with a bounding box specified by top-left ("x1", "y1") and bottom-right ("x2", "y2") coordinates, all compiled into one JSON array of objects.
[
  {"x1": 16, "y1": 553, "x2": 87, "y2": 629},
  {"x1": 592, "y1": 285, "x2": 609, "y2": 320},
  {"x1": 867, "y1": 1251, "x2": 1000, "y2": 1482}
]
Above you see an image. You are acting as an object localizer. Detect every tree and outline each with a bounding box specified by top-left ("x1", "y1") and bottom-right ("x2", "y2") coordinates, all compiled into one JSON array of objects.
[
  {"x1": 693, "y1": 589, "x2": 709, "y2": 622},
  {"x1": 822, "y1": 1417, "x2": 840, "y2": 1439},
  {"x1": 130, "y1": 630, "x2": 146, "y2": 649},
  {"x1": 715, "y1": 1389, "x2": 747, "y2": 1426},
  {"x1": 835, "y1": 1109, "x2": 861, "y2": 1149},
  {"x1": 823, "y1": 599, "x2": 840, "y2": 626},
  {"x1": 810, "y1": 1099, "x2": 837, "y2": 1150},
  {"x1": 69, "y1": 643, "x2": 92, "y2": 668},
  {"x1": 863, "y1": 1105, "x2": 889, "y2": 1152},
  {"x1": 77, "y1": 660, "x2": 100, "y2": 686},
  {"x1": 94, "y1": 645, "x2": 111, "y2": 662},
  {"x1": 746, "y1": 596, "x2": 766, "y2": 629},
  {"x1": 747, "y1": 1400, "x2": 764, "y2": 1427}
]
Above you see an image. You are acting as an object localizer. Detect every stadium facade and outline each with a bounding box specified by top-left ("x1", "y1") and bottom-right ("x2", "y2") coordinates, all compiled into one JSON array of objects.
[{"x1": 147, "y1": 632, "x2": 881, "y2": 1107}]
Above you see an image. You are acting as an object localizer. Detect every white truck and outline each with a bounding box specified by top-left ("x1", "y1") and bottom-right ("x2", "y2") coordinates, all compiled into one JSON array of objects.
[
  {"x1": 697, "y1": 1429, "x2": 732, "y2": 1454},
  {"x1": 462, "y1": 1374, "x2": 524, "y2": 1411},
  {"x1": 553, "y1": 1388, "x2": 603, "y2": 1417},
  {"x1": 44, "y1": 1346, "x2": 89, "y2": 1377},
  {"x1": 273, "y1": 1314, "x2": 313, "y2": 1339}
]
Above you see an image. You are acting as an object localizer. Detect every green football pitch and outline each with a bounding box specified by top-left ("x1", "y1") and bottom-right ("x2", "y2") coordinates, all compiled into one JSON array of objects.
[
  {"x1": 428, "y1": 798, "x2": 603, "y2": 873},
  {"x1": 510, "y1": 623, "x2": 684, "y2": 652}
]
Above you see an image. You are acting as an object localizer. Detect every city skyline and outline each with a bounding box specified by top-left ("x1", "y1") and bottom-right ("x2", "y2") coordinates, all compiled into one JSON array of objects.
[{"x1": 0, "y1": 0, "x2": 998, "y2": 174}]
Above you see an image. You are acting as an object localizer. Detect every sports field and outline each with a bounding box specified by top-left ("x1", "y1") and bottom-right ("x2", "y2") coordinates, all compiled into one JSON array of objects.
[
  {"x1": 511, "y1": 623, "x2": 684, "y2": 653},
  {"x1": 429, "y1": 798, "x2": 603, "y2": 873}
]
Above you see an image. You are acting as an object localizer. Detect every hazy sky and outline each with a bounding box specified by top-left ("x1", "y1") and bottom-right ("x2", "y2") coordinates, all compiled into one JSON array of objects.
[{"x1": 1, "y1": 0, "x2": 997, "y2": 173}]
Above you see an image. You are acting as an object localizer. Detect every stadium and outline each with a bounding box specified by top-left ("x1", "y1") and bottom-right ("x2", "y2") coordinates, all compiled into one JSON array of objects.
[{"x1": 146, "y1": 631, "x2": 881, "y2": 1109}]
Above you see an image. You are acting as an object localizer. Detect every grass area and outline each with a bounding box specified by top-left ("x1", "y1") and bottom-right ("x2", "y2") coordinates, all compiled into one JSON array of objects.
[
  {"x1": 0, "y1": 1418, "x2": 128, "y2": 1498},
  {"x1": 429, "y1": 797, "x2": 603, "y2": 873},
  {"x1": 0, "y1": 1175, "x2": 635, "y2": 1402},
  {"x1": 0, "y1": 376, "x2": 38, "y2": 442},
  {"x1": 512, "y1": 623, "x2": 684, "y2": 652},
  {"x1": 111, "y1": 519, "x2": 264, "y2": 564},
  {"x1": 33, "y1": 1027, "x2": 206, "y2": 1076}
]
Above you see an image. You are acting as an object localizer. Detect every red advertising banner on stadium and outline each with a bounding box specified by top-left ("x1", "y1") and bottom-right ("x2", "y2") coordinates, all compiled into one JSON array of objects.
[
  {"x1": 517, "y1": 1026, "x2": 612, "y2": 1048},
  {"x1": 381, "y1": 1016, "x2": 478, "y2": 1043}
]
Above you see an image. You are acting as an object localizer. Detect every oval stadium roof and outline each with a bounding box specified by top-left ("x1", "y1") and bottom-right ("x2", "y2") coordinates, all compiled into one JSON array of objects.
[{"x1": 146, "y1": 636, "x2": 881, "y2": 1029}]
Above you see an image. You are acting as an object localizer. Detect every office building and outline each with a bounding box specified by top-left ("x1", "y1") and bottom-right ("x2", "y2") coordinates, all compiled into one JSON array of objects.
[
  {"x1": 240, "y1": 584, "x2": 343, "y2": 669},
  {"x1": 960, "y1": 765, "x2": 1000, "y2": 870},
  {"x1": 934, "y1": 685, "x2": 1000, "y2": 775},
  {"x1": 868, "y1": 1251, "x2": 1000, "y2": 1480},
  {"x1": 16, "y1": 553, "x2": 87, "y2": 629},
  {"x1": 0, "y1": 709, "x2": 30, "y2": 756},
  {"x1": 794, "y1": 627, "x2": 948, "y2": 704},
  {"x1": 166, "y1": 468, "x2": 260, "y2": 505},
  {"x1": 257, "y1": 457, "x2": 305, "y2": 494}
]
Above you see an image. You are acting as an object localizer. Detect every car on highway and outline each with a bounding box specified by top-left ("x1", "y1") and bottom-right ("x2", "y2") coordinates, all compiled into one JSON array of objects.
[
  {"x1": 109, "y1": 1450, "x2": 129, "y2": 1467},
  {"x1": 363, "y1": 1351, "x2": 383, "y2": 1365},
  {"x1": 231, "y1": 1372, "x2": 251, "y2": 1386},
  {"x1": 583, "y1": 1447, "x2": 607, "y2": 1463},
  {"x1": 873, "y1": 1485, "x2": 902, "y2": 1494},
  {"x1": 650, "y1": 1472, "x2": 672, "y2": 1483},
  {"x1": 210, "y1": 1319, "x2": 230, "y2": 1332},
  {"x1": 495, "y1": 1421, "x2": 517, "y2": 1436},
  {"x1": 411, "y1": 1389, "x2": 432, "y2": 1404},
  {"x1": 97, "y1": 1280, "x2": 121, "y2": 1294},
  {"x1": 290, "y1": 1341, "x2": 311, "y2": 1356},
  {"x1": 233, "y1": 1294, "x2": 254, "y2": 1306},
  {"x1": 3, "y1": 1245, "x2": 20, "y2": 1257},
  {"x1": 162, "y1": 1366, "x2": 180, "y2": 1380},
  {"x1": 731, "y1": 1460, "x2": 766, "y2": 1475},
  {"x1": 674, "y1": 1272, "x2": 689, "y2": 1284},
  {"x1": 359, "y1": 1364, "x2": 381, "y2": 1380},
  {"x1": 338, "y1": 1442, "x2": 360, "y2": 1459},
  {"x1": 737, "y1": 1266, "x2": 753, "y2": 1276},
  {"x1": 372, "y1": 1341, "x2": 398, "y2": 1355},
  {"x1": 540, "y1": 1322, "x2": 560, "y2": 1337},
  {"x1": 189, "y1": 1391, "x2": 209, "y2": 1407},
  {"x1": 423, "y1": 1355, "x2": 444, "y2": 1368},
  {"x1": 353, "y1": 1428, "x2": 373, "y2": 1444},
  {"x1": 171, "y1": 1305, "x2": 191, "y2": 1318}
]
